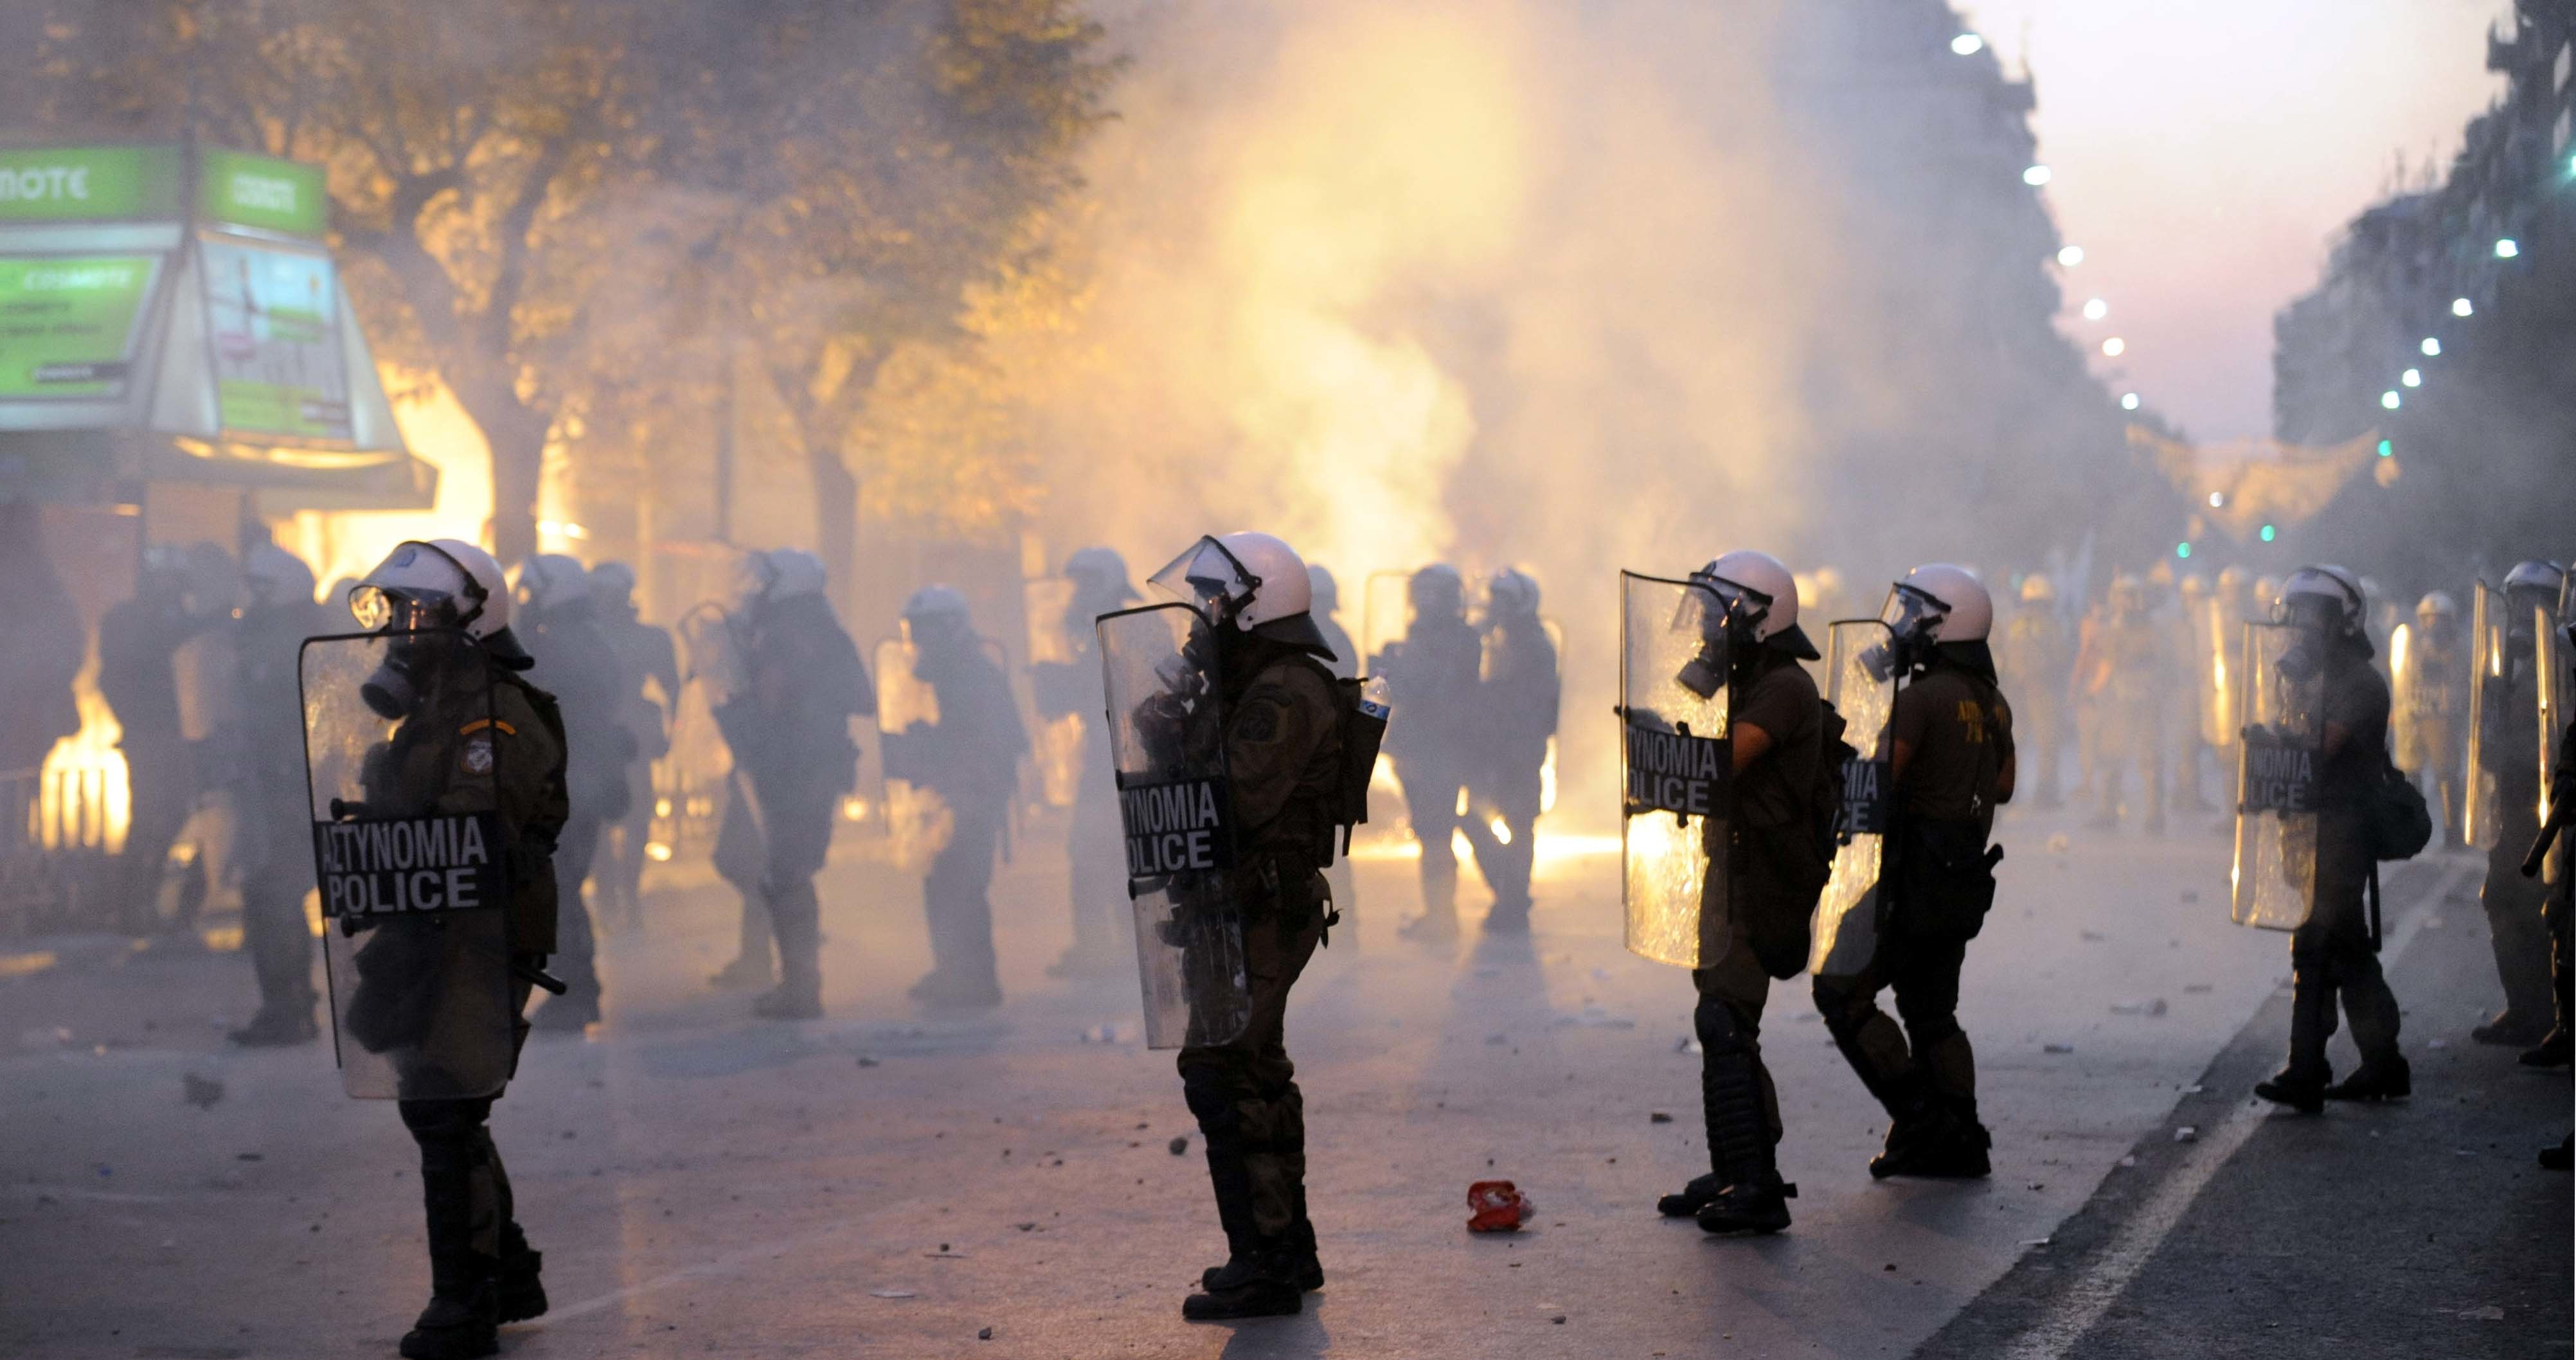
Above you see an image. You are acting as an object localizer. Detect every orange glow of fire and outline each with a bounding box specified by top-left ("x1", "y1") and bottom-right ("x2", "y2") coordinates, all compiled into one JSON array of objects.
[{"x1": 37, "y1": 664, "x2": 130, "y2": 855}]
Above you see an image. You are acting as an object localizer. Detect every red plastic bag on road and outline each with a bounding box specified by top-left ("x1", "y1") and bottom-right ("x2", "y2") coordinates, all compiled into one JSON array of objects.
[{"x1": 1466, "y1": 1179, "x2": 1530, "y2": 1233}]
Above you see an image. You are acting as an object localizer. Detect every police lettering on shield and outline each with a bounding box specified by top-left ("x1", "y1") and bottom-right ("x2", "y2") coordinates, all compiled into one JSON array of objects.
[
  {"x1": 1121, "y1": 776, "x2": 1235, "y2": 881},
  {"x1": 1625, "y1": 722, "x2": 1729, "y2": 818},
  {"x1": 312, "y1": 811, "x2": 505, "y2": 920}
]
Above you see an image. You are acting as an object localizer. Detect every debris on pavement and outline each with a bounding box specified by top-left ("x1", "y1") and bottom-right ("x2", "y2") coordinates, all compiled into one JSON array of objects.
[
  {"x1": 868, "y1": 1289, "x2": 916, "y2": 1300},
  {"x1": 2109, "y1": 998, "x2": 2169, "y2": 1017},
  {"x1": 1467, "y1": 1180, "x2": 1530, "y2": 1233},
  {"x1": 2459, "y1": 1305, "x2": 2505, "y2": 1321},
  {"x1": 182, "y1": 1073, "x2": 224, "y2": 1109},
  {"x1": 1167, "y1": 1136, "x2": 1188, "y2": 1156},
  {"x1": 978, "y1": 1326, "x2": 994, "y2": 1339},
  {"x1": 1650, "y1": 1111, "x2": 1674, "y2": 1123},
  {"x1": 2174, "y1": 1126, "x2": 2199, "y2": 1143},
  {"x1": 2043, "y1": 1043, "x2": 2075, "y2": 1053}
]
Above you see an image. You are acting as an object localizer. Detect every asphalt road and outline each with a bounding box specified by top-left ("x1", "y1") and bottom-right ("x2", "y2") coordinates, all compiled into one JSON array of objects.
[{"x1": 1, "y1": 803, "x2": 2563, "y2": 1359}]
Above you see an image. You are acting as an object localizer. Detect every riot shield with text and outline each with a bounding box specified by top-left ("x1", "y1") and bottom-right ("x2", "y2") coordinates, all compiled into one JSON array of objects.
[
  {"x1": 1811, "y1": 620, "x2": 1897, "y2": 976},
  {"x1": 2230, "y1": 622, "x2": 2325, "y2": 931},
  {"x1": 2464, "y1": 582, "x2": 2509, "y2": 849},
  {"x1": 299, "y1": 631, "x2": 515, "y2": 1101},
  {"x1": 1097, "y1": 603, "x2": 1251, "y2": 1049},
  {"x1": 1620, "y1": 572, "x2": 1733, "y2": 968},
  {"x1": 1023, "y1": 577, "x2": 1087, "y2": 809},
  {"x1": 875, "y1": 637, "x2": 953, "y2": 873}
]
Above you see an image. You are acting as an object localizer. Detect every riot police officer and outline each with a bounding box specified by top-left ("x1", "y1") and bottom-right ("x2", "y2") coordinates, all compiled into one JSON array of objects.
[
  {"x1": 2250, "y1": 566, "x2": 2406, "y2": 1110},
  {"x1": 2398, "y1": 591, "x2": 2468, "y2": 848},
  {"x1": 2077, "y1": 573, "x2": 2170, "y2": 833},
  {"x1": 1035, "y1": 548, "x2": 1139, "y2": 978},
  {"x1": 884, "y1": 586, "x2": 1026, "y2": 1009},
  {"x1": 587, "y1": 562, "x2": 678, "y2": 927},
  {"x1": 1128, "y1": 532, "x2": 1349, "y2": 1318},
  {"x1": 1649, "y1": 550, "x2": 1827, "y2": 1235},
  {"x1": 228, "y1": 546, "x2": 331, "y2": 1046},
  {"x1": 1375, "y1": 565, "x2": 1485, "y2": 940},
  {"x1": 1460, "y1": 568, "x2": 1558, "y2": 932},
  {"x1": 332, "y1": 538, "x2": 568, "y2": 1359},
  {"x1": 512, "y1": 556, "x2": 632, "y2": 1032},
  {"x1": 98, "y1": 545, "x2": 225, "y2": 928},
  {"x1": 2473, "y1": 561, "x2": 2565, "y2": 1047},
  {"x1": 1999, "y1": 574, "x2": 2070, "y2": 807},
  {"x1": 1815, "y1": 564, "x2": 2014, "y2": 1177},
  {"x1": 708, "y1": 548, "x2": 872, "y2": 1019}
]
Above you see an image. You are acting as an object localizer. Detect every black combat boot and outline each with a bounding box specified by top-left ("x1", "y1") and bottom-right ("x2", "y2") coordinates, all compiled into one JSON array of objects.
[
  {"x1": 2472, "y1": 1010, "x2": 2549, "y2": 1047},
  {"x1": 1695, "y1": 1172, "x2": 1794, "y2": 1235},
  {"x1": 1657, "y1": 1172, "x2": 1726, "y2": 1219},
  {"x1": 496, "y1": 1222, "x2": 547, "y2": 1323},
  {"x1": 226, "y1": 1005, "x2": 318, "y2": 1047},
  {"x1": 2519, "y1": 1029, "x2": 2572, "y2": 1068},
  {"x1": 2254, "y1": 1067, "x2": 2329, "y2": 1114},
  {"x1": 400, "y1": 1280, "x2": 499, "y2": 1360},
  {"x1": 1183, "y1": 1242, "x2": 1301, "y2": 1320},
  {"x1": 2323, "y1": 1053, "x2": 2411, "y2": 1102}
]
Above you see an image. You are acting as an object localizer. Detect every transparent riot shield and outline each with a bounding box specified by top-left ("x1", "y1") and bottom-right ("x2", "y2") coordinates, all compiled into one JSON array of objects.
[
  {"x1": 1023, "y1": 577, "x2": 1087, "y2": 809},
  {"x1": 1096, "y1": 602, "x2": 1251, "y2": 1050},
  {"x1": 1361, "y1": 569, "x2": 1413, "y2": 673},
  {"x1": 2538, "y1": 600, "x2": 2569, "y2": 830},
  {"x1": 2199, "y1": 593, "x2": 2239, "y2": 751},
  {"x1": 2464, "y1": 582, "x2": 2509, "y2": 850},
  {"x1": 2230, "y1": 622, "x2": 2325, "y2": 931},
  {"x1": 875, "y1": 636, "x2": 953, "y2": 874},
  {"x1": 2388, "y1": 621, "x2": 2421, "y2": 773},
  {"x1": 1811, "y1": 620, "x2": 1896, "y2": 976},
  {"x1": 1620, "y1": 572, "x2": 1733, "y2": 968},
  {"x1": 300, "y1": 631, "x2": 516, "y2": 1100}
]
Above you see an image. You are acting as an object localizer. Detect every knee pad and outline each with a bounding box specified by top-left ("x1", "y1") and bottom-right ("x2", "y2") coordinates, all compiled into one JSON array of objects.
[
  {"x1": 1694, "y1": 994, "x2": 1751, "y2": 1059},
  {"x1": 1180, "y1": 1063, "x2": 1247, "y2": 1139}
]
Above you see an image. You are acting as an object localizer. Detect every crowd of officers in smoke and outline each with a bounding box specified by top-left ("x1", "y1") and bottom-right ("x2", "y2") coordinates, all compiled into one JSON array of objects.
[{"x1": 8, "y1": 521, "x2": 2568, "y2": 1348}]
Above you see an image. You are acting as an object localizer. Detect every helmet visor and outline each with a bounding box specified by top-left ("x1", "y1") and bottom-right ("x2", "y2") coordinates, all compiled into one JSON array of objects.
[
  {"x1": 1678, "y1": 569, "x2": 1771, "y2": 640},
  {"x1": 350, "y1": 584, "x2": 461, "y2": 634},
  {"x1": 1881, "y1": 582, "x2": 1950, "y2": 638},
  {"x1": 1149, "y1": 536, "x2": 1258, "y2": 616}
]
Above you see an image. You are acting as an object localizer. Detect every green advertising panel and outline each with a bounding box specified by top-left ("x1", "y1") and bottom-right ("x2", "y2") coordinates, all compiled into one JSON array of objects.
[
  {"x1": 198, "y1": 149, "x2": 328, "y2": 237},
  {"x1": 0, "y1": 147, "x2": 184, "y2": 222},
  {"x1": 0, "y1": 256, "x2": 159, "y2": 398},
  {"x1": 201, "y1": 237, "x2": 352, "y2": 442}
]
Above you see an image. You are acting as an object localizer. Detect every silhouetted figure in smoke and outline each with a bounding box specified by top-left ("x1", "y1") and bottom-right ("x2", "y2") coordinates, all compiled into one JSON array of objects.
[
  {"x1": 2396, "y1": 591, "x2": 2467, "y2": 848},
  {"x1": 514, "y1": 555, "x2": 634, "y2": 1033},
  {"x1": 2076, "y1": 573, "x2": 2170, "y2": 834},
  {"x1": 587, "y1": 561, "x2": 678, "y2": 928},
  {"x1": 0, "y1": 504, "x2": 84, "y2": 779},
  {"x1": 1035, "y1": 547, "x2": 1139, "y2": 978},
  {"x1": 708, "y1": 549, "x2": 872, "y2": 1020},
  {"x1": 2473, "y1": 561, "x2": 2564, "y2": 1048},
  {"x1": 1460, "y1": 568, "x2": 1557, "y2": 931},
  {"x1": 1998, "y1": 573, "x2": 2070, "y2": 807},
  {"x1": 98, "y1": 544, "x2": 228, "y2": 931},
  {"x1": 1373, "y1": 565, "x2": 1485, "y2": 940},
  {"x1": 883, "y1": 586, "x2": 1026, "y2": 1009},
  {"x1": 226, "y1": 545, "x2": 330, "y2": 1046}
]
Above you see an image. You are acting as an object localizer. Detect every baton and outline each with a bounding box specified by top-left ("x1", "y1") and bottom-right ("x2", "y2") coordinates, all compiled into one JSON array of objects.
[
  {"x1": 513, "y1": 961, "x2": 570, "y2": 996},
  {"x1": 2523, "y1": 818, "x2": 2563, "y2": 879}
]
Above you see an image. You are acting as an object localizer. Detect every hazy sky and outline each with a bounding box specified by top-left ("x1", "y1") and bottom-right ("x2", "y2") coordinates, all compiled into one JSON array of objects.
[{"x1": 1961, "y1": 0, "x2": 2512, "y2": 442}]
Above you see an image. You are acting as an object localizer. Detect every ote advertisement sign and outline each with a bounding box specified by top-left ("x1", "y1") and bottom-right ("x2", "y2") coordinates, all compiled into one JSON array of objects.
[
  {"x1": 1120, "y1": 776, "x2": 1235, "y2": 882},
  {"x1": 314, "y1": 811, "x2": 506, "y2": 920}
]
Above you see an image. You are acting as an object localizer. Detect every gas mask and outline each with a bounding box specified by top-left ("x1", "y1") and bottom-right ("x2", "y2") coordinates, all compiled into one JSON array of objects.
[
  {"x1": 1862, "y1": 583, "x2": 1950, "y2": 683},
  {"x1": 361, "y1": 645, "x2": 425, "y2": 719},
  {"x1": 1672, "y1": 578, "x2": 1765, "y2": 700}
]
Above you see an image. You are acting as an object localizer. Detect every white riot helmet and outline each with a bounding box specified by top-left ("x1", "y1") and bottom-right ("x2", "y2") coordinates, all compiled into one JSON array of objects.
[
  {"x1": 2018, "y1": 573, "x2": 2056, "y2": 605},
  {"x1": 1694, "y1": 550, "x2": 1800, "y2": 644},
  {"x1": 350, "y1": 539, "x2": 513, "y2": 642},
  {"x1": 2415, "y1": 591, "x2": 2457, "y2": 622},
  {"x1": 1306, "y1": 563, "x2": 1341, "y2": 613},
  {"x1": 1886, "y1": 563, "x2": 1992, "y2": 644},
  {"x1": 900, "y1": 584, "x2": 974, "y2": 650},
  {"x1": 1147, "y1": 532, "x2": 1313, "y2": 631},
  {"x1": 589, "y1": 560, "x2": 638, "y2": 610},
  {"x1": 242, "y1": 542, "x2": 316, "y2": 610},
  {"x1": 2273, "y1": 564, "x2": 2365, "y2": 638},
  {"x1": 1487, "y1": 567, "x2": 1541, "y2": 620},
  {"x1": 766, "y1": 548, "x2": 828, "y2": 602},
  {"x1": 512, "y1": 553, "x2": 591, "y2": 616}
]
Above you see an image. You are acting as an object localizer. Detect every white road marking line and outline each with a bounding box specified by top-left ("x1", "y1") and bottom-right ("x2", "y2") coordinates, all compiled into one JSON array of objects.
[
  {"x1": 1999, "y1": 859, "x2": 2474, "y2": 1360},
  {"x1": 529, "y1": 1218, "x2": 875, "y2": 1327}
]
